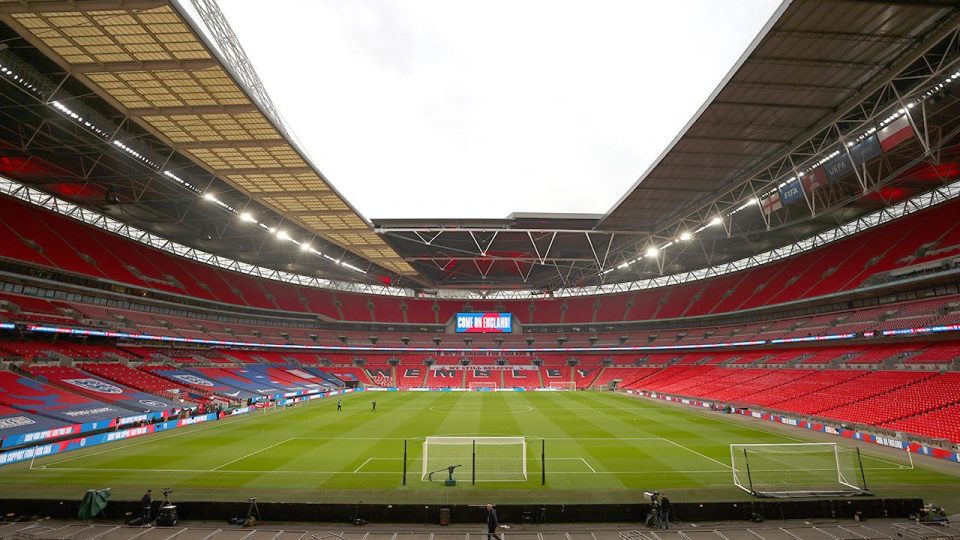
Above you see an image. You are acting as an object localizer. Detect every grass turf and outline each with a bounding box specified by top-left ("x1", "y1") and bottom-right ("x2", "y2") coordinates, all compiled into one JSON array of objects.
[{"x1": 1, "y1": 391, "x2": 957, "y2": 505}]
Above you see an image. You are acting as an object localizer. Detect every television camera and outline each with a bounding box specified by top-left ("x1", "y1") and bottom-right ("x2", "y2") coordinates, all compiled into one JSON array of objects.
[{"x1": 643, "y1": 491, "x2": 662, "y2": 529}]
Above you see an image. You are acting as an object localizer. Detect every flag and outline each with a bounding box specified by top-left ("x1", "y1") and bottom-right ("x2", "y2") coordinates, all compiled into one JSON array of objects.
[
  {"x1": 825, "y1": 153, "x2": 854, "y2": 183},
  {"x1": 778, "y1": 180, "x2": 805, "y2": 205},
  {"x1": 761, "y1": 193, "x2": 781, "y2": 215},
  {"x1": 877, "y1": 115, "x2": 914, "y2": 151},
  {"x1": 374, "y1": 373, "x2": 390, "y2": 387},
  {"x1": 801, "y1": 166, "x2": 827, "y2": 192},
  {"x1": 851, "y1": 134, "x2": 882, "y2": 167}
]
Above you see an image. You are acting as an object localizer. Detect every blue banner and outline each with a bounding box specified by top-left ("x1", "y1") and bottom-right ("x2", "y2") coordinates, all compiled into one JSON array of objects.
[
  {"x1": 778, "y1": 180, "x2": 805, "y2": 205},
  {"x1": 851, "y1": 134, "x2": 882, "y2": 167},
  {"x1": 824, "y1": 153, "x2": 854, "y2": 182},
  {"x1": 0, "y1": 413, "x2": 220, "y2": 466}
]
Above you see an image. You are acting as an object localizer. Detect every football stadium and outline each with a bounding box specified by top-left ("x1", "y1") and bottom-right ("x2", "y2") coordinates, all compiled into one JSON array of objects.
[{"x1": 1, "y1": 0, "x2": 960, "y2": 534}]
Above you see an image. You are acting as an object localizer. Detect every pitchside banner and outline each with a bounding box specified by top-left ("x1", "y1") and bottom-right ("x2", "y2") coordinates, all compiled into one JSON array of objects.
[
  {"x1": 455, "y1": 312, "x2": 512, "y2": 333},
  {"x1": 0, "y1": 412, "x2": 221, "y2": 466}
]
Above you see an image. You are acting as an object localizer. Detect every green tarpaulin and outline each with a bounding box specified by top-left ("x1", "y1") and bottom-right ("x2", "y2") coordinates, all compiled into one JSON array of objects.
[{"x1": 78, "y1": 488, "x2": 111, "y2": 520}]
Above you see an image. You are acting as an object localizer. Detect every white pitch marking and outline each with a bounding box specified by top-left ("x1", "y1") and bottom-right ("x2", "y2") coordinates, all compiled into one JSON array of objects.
[
  {"x1": 659, "y1": 437, "x2": 732, "y2": 470},
  {"x1": 580, "y1": 457, "x2": 598, "y2": 473},
  {"x1": 212, "y1": 437, "x2": 294, "y2": 471},
  {"x1": 352, "y1": 457, "x2": 374, "y2": 473}
]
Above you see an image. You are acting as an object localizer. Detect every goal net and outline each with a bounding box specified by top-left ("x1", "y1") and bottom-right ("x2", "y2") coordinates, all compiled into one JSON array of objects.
[
  {"x1": 548, "y1": 381, "x2": 576, "y2": 391},
  {"x1": 422, "y1": 436, "x2": 527, "y2": 482},
  {"x1": 730, "y1": 443, "x2": 869, "y2": 498},
  {"x1": 469, "y1": 382, "x2": 498, "y2": 391}
]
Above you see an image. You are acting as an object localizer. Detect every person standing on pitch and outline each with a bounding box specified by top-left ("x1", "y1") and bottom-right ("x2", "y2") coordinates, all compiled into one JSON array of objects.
[
  {"x1": 486, "y1": 503, "x2": 501, "y2": 540},
  {"x1": 140, "y1": 489, "x2": 152, "y2": 525},
  {"x1": 371, "y1": 401, "x2": 376, "y2": 412},
  {"x1": 337, "y1": 399, "x2": 342, "y2": 412}
]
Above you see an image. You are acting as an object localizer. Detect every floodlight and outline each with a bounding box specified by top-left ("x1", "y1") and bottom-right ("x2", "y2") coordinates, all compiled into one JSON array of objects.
[
  {"x1": 276, "y1": 230, "x2": 290, "y2": 241},
  {"x1": 203, "y1": 193, "x2": 217, "y2": 202},
  {"x1": 709, "y1": 216, "x2": 723, "y2": 227},
  {"x1": 300, "y1": 242, "x2": 312, "y2": 252},
  {"x1": 239, "y1": 212, "x2": 255, "y2": 223},
  {"x1": 645, "y1": 246, "x2": 659, "y2": 258},
  {"x1": 679, "y1": 231, "x2": 692, "y2": 241}
]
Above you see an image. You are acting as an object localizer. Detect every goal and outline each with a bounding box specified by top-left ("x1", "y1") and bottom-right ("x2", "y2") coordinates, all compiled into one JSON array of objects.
[
  {"x1": 730, "y1": 443, "x2": 869, "y2": 498},
  {"x1": 469, "y1": 382, "x2": 498, "y2": 391},
  {"x1": 548, "y1": 381, "x2": 576, "y2": 391},
  {"x1": 422, "y1": 436, "x2": 527, "y2": 482}
]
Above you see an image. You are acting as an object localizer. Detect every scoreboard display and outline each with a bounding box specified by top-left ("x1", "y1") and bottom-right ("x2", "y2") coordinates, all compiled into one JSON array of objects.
[{"x1": 455, "y1": 312, "x2": 513, "y2": 333}]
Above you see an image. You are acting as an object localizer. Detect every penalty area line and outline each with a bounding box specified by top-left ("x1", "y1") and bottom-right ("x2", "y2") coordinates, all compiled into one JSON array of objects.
[
  {"x1": 353, "y1": 457, "x2": 373, "y2": 473},
  {"x1": 212, "y1": 437, "x2": 295, "y2": 471},
  {"x1": 659, "y1": 437, "x2": 732, "y2": 470}
]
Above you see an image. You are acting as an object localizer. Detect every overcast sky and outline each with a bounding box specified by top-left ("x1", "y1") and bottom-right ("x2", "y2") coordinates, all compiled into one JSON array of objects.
[{"x1": 208, "y1": 0, "x2": 782, "y2": 220}]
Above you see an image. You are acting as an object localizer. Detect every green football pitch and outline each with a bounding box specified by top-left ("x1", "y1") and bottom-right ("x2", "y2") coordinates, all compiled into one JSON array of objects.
[{"x1": 2, "y1": 391, "x2": 957, "y2": 505}]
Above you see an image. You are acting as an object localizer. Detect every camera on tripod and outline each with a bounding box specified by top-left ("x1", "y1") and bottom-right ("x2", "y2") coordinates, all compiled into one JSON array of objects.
[
  {"x1": 643, "y1": 491, "x2": 663, "y2": 529},
  {"x1": 157, "y1": 488, "x2": 177, "y2": 527}
]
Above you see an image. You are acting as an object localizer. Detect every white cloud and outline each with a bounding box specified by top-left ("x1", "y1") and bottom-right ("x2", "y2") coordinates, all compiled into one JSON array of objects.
[{"x1": 213, "y1": 0, "x2": 782, "y2": 219}]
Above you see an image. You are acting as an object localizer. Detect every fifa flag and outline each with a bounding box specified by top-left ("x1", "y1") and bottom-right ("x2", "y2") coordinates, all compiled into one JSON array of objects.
[
  {"x1": 877, "y1": 115, "x2": 914, "y2": 151},
  {"x1": 778, "y1": 179, "x2": 805, "y2": 205},
  {"x1": 801, "y1": 166, "x2": 827, "y2": 193},
  {"x1": 761, "y1": 192, "x2": 782, "y2": 215}
]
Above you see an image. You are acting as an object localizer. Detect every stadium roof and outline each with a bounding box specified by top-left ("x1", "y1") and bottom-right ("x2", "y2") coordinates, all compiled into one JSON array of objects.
[
  {"x1": 0, "y1": 0, "x2": 959, "y2": 293},
  {"x1": 600, "y1": 0, "x2": 960, "y2": 233},
  {"x1": 0, "y1": 0, "x2": 414, "y2": 278}
]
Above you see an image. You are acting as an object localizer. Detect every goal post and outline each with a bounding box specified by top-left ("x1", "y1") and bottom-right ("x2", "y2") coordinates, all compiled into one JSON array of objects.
[
  {"x1": 730, "y1": 443, "x2": 869, "y2": 498},
  {"x1": 422, "y1": 436, "x2": 527, "y2": 482},
  {"x1": 548, "y1": 381, "x2": 576, "y2": 391},
  {"x1": 469, "y1": 382, "x2": 498, "y2": 391}
]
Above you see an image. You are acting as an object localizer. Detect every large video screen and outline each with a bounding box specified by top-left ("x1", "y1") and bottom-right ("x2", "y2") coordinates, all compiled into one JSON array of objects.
[{"x1": 455, "y1": 312, "x2": 513, "y2": 333}]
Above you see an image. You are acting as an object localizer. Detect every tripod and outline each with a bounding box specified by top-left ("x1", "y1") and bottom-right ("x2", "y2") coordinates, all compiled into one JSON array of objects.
[{"x1": 245, "y1": 498, "x2": 261, "y2": 526}]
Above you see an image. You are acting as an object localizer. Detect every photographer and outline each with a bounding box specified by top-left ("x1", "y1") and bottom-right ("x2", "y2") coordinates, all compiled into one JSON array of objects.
[{"x1": 139, "y1": 490, "x2": 152, "y2": 526}]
